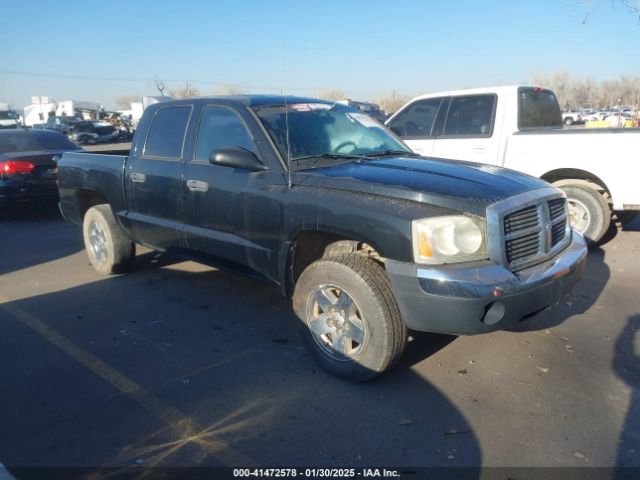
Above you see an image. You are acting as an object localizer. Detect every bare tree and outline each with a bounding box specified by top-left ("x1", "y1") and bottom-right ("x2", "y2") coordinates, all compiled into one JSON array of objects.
[
  {"x1": 168, "y1": 82, "x2": 200, "y2": 99},
  {"x1": 376, "y1": 92, "x2": 411, "y2": 116},
  {"x1": 530, "y1": 70, "x2": 640, "y2": 108},
  {"x1": 571, "y1": 77, "x2": 596, "y2": 106},
  {"x1": 115, "y1": 95, "x2": 142, "y2": 109},
  {"x1": 216, "y1": 84, "x2": 246, "y2": 95},
  {"x1": 575, "y1": 0, "x2": 640, "y2": 23},
  {"x1": 318, "y1": 89, "x2": 346, "y2": 101}
]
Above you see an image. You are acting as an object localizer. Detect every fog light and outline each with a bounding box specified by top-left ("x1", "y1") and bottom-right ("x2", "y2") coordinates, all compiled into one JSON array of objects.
[{"x1": 482, "y1": 302, "x2": 506, "y2": 326}]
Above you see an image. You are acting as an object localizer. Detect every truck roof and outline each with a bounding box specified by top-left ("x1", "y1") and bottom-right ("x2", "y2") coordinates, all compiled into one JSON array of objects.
[
  {"x1": 145, "y1": 95, "x2": 335, "y2": 108},
  {"x1": 407, "y1": 85, "x2": 548, "y2": 101}
]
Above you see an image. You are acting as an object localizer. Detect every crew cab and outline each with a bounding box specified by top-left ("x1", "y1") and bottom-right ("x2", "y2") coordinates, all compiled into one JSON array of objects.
[
  {"x1": 58, "y1": 96, "x2": 587, "y2": 381},
  {"x1": 386, "y1": 86, "x2": 640, "y2": 243}
]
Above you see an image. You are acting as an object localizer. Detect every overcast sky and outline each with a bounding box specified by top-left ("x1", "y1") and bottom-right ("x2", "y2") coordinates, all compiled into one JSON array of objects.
[{"x1": 1, "y1": 0, "x2": 638, "y2": 109}]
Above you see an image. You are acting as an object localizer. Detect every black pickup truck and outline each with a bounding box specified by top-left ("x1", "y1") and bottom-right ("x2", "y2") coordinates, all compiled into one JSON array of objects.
[{"x1": 58, "y1": 96, "x2": 587, "y2": 381}]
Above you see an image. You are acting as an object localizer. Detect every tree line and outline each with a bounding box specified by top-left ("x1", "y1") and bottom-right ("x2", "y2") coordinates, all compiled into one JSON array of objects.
[
  {"x1": 115, "y1": 72, "x2": 640, "y2": 115},
  {"x1": 529, "y1": 71, "x2": 640, "y2": 109}
]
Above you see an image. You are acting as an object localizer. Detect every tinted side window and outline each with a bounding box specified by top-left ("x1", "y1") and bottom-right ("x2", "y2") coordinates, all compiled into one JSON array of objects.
[
  {"x1": 443, "y1": 95, "x2": 496, "y2": 137},
  {"x1": 195, "y1": 106, "x2": 256, "y2": 162},
  {"x1": 144, "y1": 106, "x2": 191, "y2": 159},
  {"x1": 388, "y1": 98, "x2": 443, "y2": 138},
  {"x1": 518, "y1": 87, "x2": 562, "y2": 129}
]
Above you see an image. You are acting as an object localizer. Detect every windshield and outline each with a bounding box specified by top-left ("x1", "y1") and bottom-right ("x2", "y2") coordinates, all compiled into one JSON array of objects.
[
  {"x1": 0, "y1": 111, "x2": 18, "y2": 121},
  {"x1": 253, "y1": 102, "x2": 410, "y2": 165}
]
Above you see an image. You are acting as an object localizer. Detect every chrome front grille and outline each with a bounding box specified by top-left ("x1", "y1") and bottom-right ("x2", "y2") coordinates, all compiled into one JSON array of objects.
[
  {"x1": 548, "y1": 198, "x2": 567, "y2": 247},
  {"x1": 504, "y1": 205, "x2": 541, "y2": 263},
  {"x1": 487, "y1": 189, "x2": 571, "y2": 271}
]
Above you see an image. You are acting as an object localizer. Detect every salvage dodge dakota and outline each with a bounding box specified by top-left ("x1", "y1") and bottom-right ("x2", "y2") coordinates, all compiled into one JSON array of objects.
[{"x1": 58, "y1": 96, "x2": 587, "y2": 381}]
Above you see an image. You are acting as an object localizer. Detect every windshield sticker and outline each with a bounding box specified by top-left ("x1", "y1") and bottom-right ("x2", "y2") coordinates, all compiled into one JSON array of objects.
[
  {"x1": 347, "y1": 112, "x2": 380, "y2": 128},
  {"x1": 288, "y1": 103, "x2": 331, "y2": 112}
]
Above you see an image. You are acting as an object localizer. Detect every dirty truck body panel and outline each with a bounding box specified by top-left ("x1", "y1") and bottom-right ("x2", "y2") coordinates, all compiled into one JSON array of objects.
[{"x1": 58, "y1": 95, "x2": 587, "y2": 342}]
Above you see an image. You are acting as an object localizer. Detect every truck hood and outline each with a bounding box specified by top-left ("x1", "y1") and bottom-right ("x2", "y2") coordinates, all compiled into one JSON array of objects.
[{"x1": 293, "y1": 156, "x2": 552, "y2": 217}]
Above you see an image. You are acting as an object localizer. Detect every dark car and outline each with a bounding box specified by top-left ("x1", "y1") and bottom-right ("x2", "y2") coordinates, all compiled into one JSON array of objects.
[
  {"x1": 0, "y1": 129, "x2": 81, "y2": 211},
  {"x1": 32, "y1": 115, "x2": 84, "y2": 135},
  {"x1": 70, "y1": 120, "x2": 119, "y2": 145}
]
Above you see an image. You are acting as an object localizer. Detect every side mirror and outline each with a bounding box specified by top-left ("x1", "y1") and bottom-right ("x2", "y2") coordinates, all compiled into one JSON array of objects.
[{"x1": 209, "y1": 148, "x2": 267, "y2": 172}]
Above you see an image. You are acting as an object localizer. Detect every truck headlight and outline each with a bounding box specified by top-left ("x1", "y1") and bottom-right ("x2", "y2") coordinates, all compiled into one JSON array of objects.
[{"x1": 412, "y1": 216, "x2": 487, "y2": 264}]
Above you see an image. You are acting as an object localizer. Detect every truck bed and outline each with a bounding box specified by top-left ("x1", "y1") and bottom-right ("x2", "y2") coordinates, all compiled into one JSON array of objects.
[{"x1": 57, "y1": 151, "x2": 129, "y2": 225}]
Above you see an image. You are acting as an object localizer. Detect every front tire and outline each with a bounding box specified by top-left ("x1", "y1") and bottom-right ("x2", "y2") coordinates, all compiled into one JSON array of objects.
[
  {"x1": 560, "y1": 184, "x2": 610, "y2": 245},
  {"x1": 292, "y1": 254, "x2": 407, "y2": 382},
  {"x1": 83, "y1": 205, "x2": 135, "y2": 274}
]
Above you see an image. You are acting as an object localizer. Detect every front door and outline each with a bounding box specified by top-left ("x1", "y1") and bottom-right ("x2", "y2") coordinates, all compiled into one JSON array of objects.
[
  {"x1": 386, "y1": 97, "x2": 444, "y2": 157},
  {"x1": 181, "y1": 104, "x2": 276, "y2": 278}
]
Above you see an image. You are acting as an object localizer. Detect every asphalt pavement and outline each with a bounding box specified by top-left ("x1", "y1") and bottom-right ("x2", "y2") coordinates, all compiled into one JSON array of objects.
[{"x1": 0, "y1": 205, "x2": 638, "y2": 479}]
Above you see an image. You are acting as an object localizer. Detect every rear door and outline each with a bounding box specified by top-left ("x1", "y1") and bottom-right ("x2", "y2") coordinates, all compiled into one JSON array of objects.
[
  {"x1": 127, "y1": 104, "x2": 192, "y2": 251},
  {"x1": 386, "y1": 97, "x2": 444, "y2": 156},
  {"x1": 430, "y1": 94, "x2": 500, "y2": 164}
]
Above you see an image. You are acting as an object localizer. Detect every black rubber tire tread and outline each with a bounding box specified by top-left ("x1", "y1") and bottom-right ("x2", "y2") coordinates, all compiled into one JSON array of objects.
[
  {"x1": 82, "y1": 204, "x2": 135, "y2": 275},
  {"x1": 328, "y1": 254, "x2": 408, "y2": 366},
  {"x1": 359, "y1": 254, "x2": 408, "y2": 365},
  {"x1": 561, "y1": 184, "x2": 611, "y2": 245},
  {"x1": 292, "y1": 253, "x2": 407, "y2": 382}
]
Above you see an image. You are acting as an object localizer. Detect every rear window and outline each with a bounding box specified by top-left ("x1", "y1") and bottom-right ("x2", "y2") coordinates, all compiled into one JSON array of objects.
[
  {"x1": 144, "y1": 106, "x2": 192, "y2": 159},
  {"x1": 518, "y1": 87, "x2": 562, "y2": 129},
  {"x1": 0, "y1": 132, "x2": 78, "y2": 153}
]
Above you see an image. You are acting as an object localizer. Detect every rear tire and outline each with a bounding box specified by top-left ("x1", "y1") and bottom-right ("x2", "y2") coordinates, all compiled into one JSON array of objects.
[
  {"x1": 560, "y1": 184, "x2": 610, "y2": 245},
  {"x1": 292, "y1": 254, "x2": 407, "y2": 382},
  {"x1": 83, "y1": 205, "x2": 135, "y2": 274}
]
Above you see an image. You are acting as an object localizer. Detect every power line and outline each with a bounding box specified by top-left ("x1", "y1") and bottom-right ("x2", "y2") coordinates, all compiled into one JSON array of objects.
[{"x1": 0, "y1": 69, "x2": 409, "y2": 98}]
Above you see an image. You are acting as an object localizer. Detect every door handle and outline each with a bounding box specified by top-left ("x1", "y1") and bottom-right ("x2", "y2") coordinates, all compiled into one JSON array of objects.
[
  {"x1": 130, "y1": 172, "x2": 146, "y2": 183},
  {"x1": 186, "y1": 179, "x2": 209, "y2": 193}
]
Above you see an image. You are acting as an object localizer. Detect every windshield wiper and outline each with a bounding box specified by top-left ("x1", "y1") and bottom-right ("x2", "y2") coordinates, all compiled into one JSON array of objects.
[
  {"x1": 362, "y1": 149, "x2": 422, "y2": 158},
  {"x1": 290, "y1": 153, "x2": 365, "y2": 171},
  {"x1": 291, "y1": 153, "x2": 362, "y2": 162}
]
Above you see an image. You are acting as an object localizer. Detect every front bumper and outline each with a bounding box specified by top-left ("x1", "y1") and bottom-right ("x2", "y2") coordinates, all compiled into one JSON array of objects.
[{"x1": 385, "y1": 231, "x2": 588, "y2": 335}]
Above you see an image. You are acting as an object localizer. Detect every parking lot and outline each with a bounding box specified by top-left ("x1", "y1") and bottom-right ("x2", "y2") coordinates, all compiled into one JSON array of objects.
[{"x1": 0, "y1": 205, "x2": 639, "y2": 477}]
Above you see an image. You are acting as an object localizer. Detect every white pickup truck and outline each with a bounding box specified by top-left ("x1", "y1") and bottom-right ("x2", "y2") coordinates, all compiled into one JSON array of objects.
[{"x1": 386, "y1": 85, "x2": 640, "y2": 243}]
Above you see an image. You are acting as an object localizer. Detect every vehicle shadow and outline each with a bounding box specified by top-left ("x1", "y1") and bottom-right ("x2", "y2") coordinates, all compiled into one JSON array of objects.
[
  {"x1": 620, "y1": 215, "x2": 640, "y2": 232},
  {"x1": 597, "y1": 221, "x2": 619, "y2": 246},
  {"x1": 614, "y1": 314, "x2": 640, "y2": 474},
  {"x1": 508, "y1": 244, "x2": 610, "y2": 332},
  {"x1": 597, "y1": 214, "x2": 640, "y2": 247},
  {"x1": 0, "y1": 251, "x2": 482, "y2": 476},
  {"x1": 0, "y1": 202, "x2": 84, "y2": 275}
]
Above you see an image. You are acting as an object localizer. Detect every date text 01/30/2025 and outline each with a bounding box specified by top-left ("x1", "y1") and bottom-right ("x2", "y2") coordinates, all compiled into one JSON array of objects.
[{"x1": 233, "y1": 468, "x2": 400, "y2": 477}]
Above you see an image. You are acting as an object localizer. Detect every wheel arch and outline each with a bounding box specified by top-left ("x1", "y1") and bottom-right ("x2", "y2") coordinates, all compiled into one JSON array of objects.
[
  {"x1": 76, "y1": 189, "x2": 110, "y2": 220},
  {"x1": 282, "y1": 229, "x2": 385, "y2": 298},
  {"x1": 541, "y1": 168, "x2": 611, "y2": 199}
]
